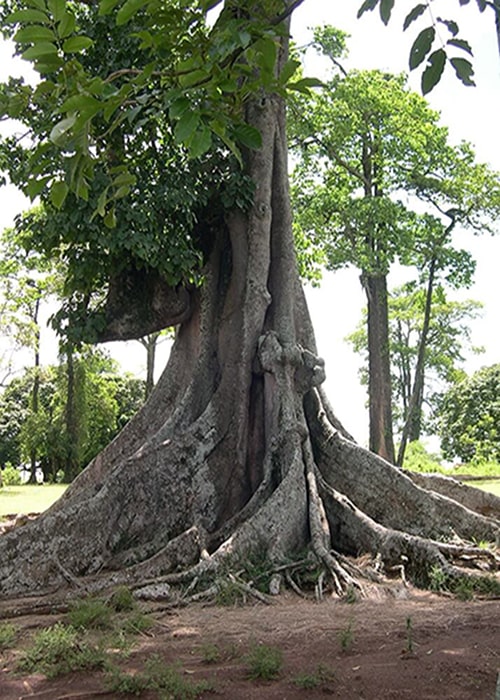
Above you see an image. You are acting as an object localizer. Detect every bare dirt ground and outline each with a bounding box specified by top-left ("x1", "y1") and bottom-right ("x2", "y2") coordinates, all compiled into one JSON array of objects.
[{"x1": 1, "y1": 588, "x2": 499, "y2": 699}]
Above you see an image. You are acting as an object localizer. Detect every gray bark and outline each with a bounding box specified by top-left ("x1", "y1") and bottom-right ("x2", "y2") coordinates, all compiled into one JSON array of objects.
[{"x1": 0, "y1": 25, "x2": 498, "y2": 599}]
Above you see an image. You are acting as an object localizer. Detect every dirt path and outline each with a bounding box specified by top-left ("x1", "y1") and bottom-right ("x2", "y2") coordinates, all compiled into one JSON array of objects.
[{"x1": 1, "y1": 590, "x2": 499, "y2": 699}]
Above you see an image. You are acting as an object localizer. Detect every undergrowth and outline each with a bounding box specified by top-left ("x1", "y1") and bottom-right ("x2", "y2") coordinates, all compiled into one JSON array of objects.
[{"x1": 107, "y1": 655, "x2": 215, "y2": 698}]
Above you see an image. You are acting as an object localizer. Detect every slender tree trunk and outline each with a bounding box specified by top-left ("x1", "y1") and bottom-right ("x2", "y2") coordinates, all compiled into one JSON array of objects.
[
  {"x1": 397, "y1": 257, "x2": 436, "y2": 467},
  {"x1": 140, "y1": 332, "x2": 160, "y2": 398},
  {"x1": 28, "y1": 297, "x2": 41, "y2": 484},
  {"x1": 64, "y1": 348, "x2": 81, "y2": 482},
  {"x1": 362, "y1": 273, "x2": 395, "y2": 463}
]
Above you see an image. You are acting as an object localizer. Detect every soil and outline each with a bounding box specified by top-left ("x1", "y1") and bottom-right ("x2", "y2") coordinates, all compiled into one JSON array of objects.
[{"x1": 1, "y1": 588, "x2": 499, "y2": 700}]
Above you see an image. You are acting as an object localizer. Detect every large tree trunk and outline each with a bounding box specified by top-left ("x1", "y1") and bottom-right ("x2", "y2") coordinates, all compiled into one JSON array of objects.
[
  {"x1": 0, "y1": 29, "x2": 498, "y2": 601},
  {"x1": 362, "y1": 273, "x2": 396, "y2": 463}
]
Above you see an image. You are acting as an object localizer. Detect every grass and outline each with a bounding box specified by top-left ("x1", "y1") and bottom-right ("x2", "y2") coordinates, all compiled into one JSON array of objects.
[
  {"x1": 245, "y1": 643, "x2": 283, "y2": 680},
  {"x1": 17, "y1": 623, "x2": 107, "y2": 679},
  {"x1": 0, "y1": 623, "x2": 16, "y2": 650},
  {"x1": 473, "y1": 480, "x2": 500, "y2": 497},
  {"x1": 106, "y1": 655, "x2": 214, "y2": 698},
  {"x1": 0, "y1": 484, "x2": 67, "y2": 517}
]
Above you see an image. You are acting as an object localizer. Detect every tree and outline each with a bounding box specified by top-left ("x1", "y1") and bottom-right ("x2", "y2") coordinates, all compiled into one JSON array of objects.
[
  {"x1": 0, "y1": 0, "x2": 498, "y2": 599},
  {"x1": 347, "y1": 283, "x2": 483, "y2": 442},
  {"x1": 290, "y1": 33, "x2": 500, "y2": 463},
  {"x1": 0, "y1": 210, "x2": 62, "y2": 480},
  {"x1": 436, "y1": 364, "x2": 500, "y2": 464},
  {"x1": 0, "y1": 350, "x2": 145, "y2": 480}
]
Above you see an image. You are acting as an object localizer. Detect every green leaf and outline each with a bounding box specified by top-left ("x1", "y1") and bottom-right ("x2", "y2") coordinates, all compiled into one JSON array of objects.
[
  {"x1": 116, "y1": 0, "x2": 146, "y2": 26},
  {"x1": 26, "y1": 0, "x2": 48, "y2": 9},
  {"x1": 33, "y1": 56, "x2": 64, "y2": 72},
  {"x1": 357, "y1": 0, "x2": 379, "y2": 18},
  {"x1": 447, "y1": 38, "x2": 473, "y2": 56},
  {"x1": 50, "y1": 115, "x2": 76, "y2": 145},
  {"x1": 47, "y1": 0, "x2": 66, "y2": 22},
  {"x1": 279, "y1": 58, "x2": 300, "y2": 85},
  {"x1": 379, "y1": 0, "x2": 394, "y2": 25},
  {"x1": 112, "y1": 170, "x2": 136, "y2": 187},
  {"x1": 26, "y1": 175, "x2": 51, "y2": 199},
  {"x1": 437, "y1": 18, "x2": 459, "y2": 36},
  {"x1": 104, "y1": 209, "x2": 116, "y2": 228},
  {"x1": 255, "y1": 37, "x2": 277, "y2": 75},
  {"x1": 99, "y1": 0, "x2": 124, "y2": 14},
  {"x1": 287, "y1": 77, "x2": 324, "y2": 94},
  {"x1": 14, "y1": 25, "x2": 56, "y2": 43},
  {"x1": 232, "y1": 123, "x2": 262, "y2": 150},
  {"x1": 59, "y1": 93, "x2": 101, "y2": 113},
  {"x1": 168, "y1": 97, "x2": 190, "y2": 120},
  {"x1": 62, "y1": 36, "x2": 93, "y2": 53},
  {"x1": 409, "y1": 26, "x2": 435, "y2": 70},
  {"x1": 5, "y1": 9, "x2": 49, "y2": 24},
  {"x1": 421, "y1": 49, "x2": 446, "y2": 94},
  {"x1": 50, "y1": 180, "x2": 69, "y2": 209},
  {"x1": 450, "y1": 57, "x2": 475, "y2": 86},
  {"x1": 58, "y1": 12, "x2": 76, "y2": 38},
  {"x1": 22, "y1": 42, "x2": 59, "y2": 60},
  {"x1": 178, "y1": 68, "x2": 209, "y2": 88},
  {"x1": 199, "y1": 0, "x2": 222, "y2": 10},
  {"x1": 96, "y1": 189, "x2": 108, "y2": 217},
  {"x1": 174, "y1": 111, "x2": 200, "y2": 144},
  {"x1": 189, "y1": 126, "x2": 212, "y2": 158},
  {"x1": 403, "y1": 4, "x2": 426, "y2": 30}
]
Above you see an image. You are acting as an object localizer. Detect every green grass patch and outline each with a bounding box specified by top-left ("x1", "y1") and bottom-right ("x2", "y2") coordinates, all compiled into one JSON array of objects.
[
  {"x1": 0, "y1": 622, "x2": 16, "y2": 650},
  {"x1": 245, "y1": 643, "x2": 283, "y2": 680},
  {"x1": 0, "y1": 484, "x2": 67, "y2": 517},
  {"x1": 106, "y1": 655, "x2": 214, "y2": 698},
  {"x1": 472, "y1": 480, "x2": 500, "y2": 497},
  {"x1": 17, "y1": 623, "x2": 107, "y2": 679}
]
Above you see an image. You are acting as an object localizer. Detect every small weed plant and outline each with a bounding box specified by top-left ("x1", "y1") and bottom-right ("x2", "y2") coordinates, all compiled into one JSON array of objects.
[
  {"x1": 110, "y1": 585, "x2": 136, "y2": 612},
  {"x1": 406, "y1": 617, "x2": 414, "y2": 653},
  {"x1": 0, "y1": 622, "x2": 16, "y2": 650},
  {"x1": 200, "y1": 642, "x2": 221, "y2": 664},
  {"x1": 17, "y1": 623, "x2": 106, "y2": 679},
  {"x1": 67, "y1": 597, "x2": 113, "y2": 630},
  {"x1": 245, "y1": 643, "x2": 283, "y2": 680},
  {"x1": 338, "y1": 620, "x2": 355, "y2": 652},
  {"x1": 292, "y1": 664, "x2": 336, "y2": 690},
  {"x1": 107, "y1": 655, "x2": 214, "y2": 698},
  {"x1": 121, "y1": 610, "x2": 154, "y2": 635}
]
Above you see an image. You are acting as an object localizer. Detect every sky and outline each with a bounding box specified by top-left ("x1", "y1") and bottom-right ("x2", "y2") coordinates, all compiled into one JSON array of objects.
[{"x1": 0, "y1": 1, "x2": 499, "y2": 447}]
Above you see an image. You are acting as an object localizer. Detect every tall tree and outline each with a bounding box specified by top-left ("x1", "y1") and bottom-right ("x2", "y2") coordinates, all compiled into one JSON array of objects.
[
  {"x1": 347, "y1": 283, "x2": 483, "y2": 443},
  {"x1": 290, "y1": 34, "x2": 500, "y2": 462},
  {"x1": 436, "y1": 364, "x2": 500, "y2": 464},
  {"x1": 0, "y1": 0, "x2": 498, "y2": 599}
]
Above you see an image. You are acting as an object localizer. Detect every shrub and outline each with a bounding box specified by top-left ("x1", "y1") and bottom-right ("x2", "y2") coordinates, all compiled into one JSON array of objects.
[
  {"x1": 1, "y1": 464, "x2": 22, "y2": 486},
  {"x1": 402, "y1": 441, "x2": 445, "y2": 474},
  {"x1": 0, "y1": 623, "x2": 16, "y2": 650},
  {"x1": 67, "y1": 598, "x2": 113, "y2": 630},
  {"x1": 17, "y1": 623, "x2": 106, "y2": 678},
  {"x1": 245, "y1": 643, "x2": 283, "y2": 680}
]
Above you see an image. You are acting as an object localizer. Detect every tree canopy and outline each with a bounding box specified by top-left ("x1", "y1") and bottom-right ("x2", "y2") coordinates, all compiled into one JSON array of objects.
[{"x1": 436, "y1": 363, "x2": 500, "y2": 464}]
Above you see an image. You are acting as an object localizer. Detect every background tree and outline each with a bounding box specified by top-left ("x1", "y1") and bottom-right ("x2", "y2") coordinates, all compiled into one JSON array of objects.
[
  {"x1": 347, "y1": 283, "x2": 483, "y2": 443},
  {"x1": 0, "y1": 0, "x2": 498, "y2": 599},
  {"x1": 0, "y1": 211, "x2": 62, "y2": 480},
  {"x1": 436, "y1": 363, "x2": 500, "y2": 464},
  {"x1": 0, "y1": 350, "x2": 145, "y2": 480},
  {"x1": 290, "y1": 29, "x2": 500, "y2": 462}
]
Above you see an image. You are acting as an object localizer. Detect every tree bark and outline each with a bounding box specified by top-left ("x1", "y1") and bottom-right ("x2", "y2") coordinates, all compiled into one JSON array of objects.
[
  {"x1": 362, "y1": 273, "x2": 396, "y2": 463},
  {"x1": 397, "y1": 258, "x2": 436, "y2": 466},
  {"x1": 0, "y1": 9, "x2": 497, "y2": 599}
]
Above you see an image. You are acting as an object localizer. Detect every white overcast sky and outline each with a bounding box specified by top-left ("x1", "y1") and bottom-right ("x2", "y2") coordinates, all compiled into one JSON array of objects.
[{"x1": 1, "y1": 1, "x2": 499, "y2": 446}]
